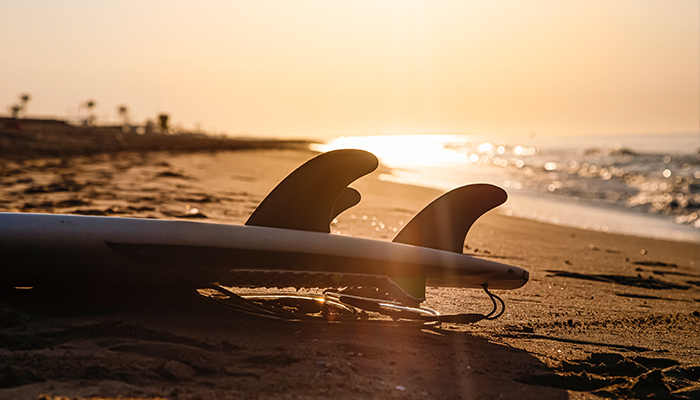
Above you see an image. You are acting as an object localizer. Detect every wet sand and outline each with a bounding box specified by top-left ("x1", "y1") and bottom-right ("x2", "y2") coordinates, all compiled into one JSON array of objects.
[{"x1": 0, "y1": 149, "x2": 698, "y2": 399}]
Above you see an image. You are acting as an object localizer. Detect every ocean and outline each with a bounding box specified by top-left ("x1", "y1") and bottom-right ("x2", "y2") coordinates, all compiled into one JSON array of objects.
[{"x1": 312, "y1": 132, "x2": 700, "y2": 243}]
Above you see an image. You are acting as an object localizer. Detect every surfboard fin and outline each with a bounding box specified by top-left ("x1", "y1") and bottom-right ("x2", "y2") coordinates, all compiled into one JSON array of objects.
[
  {"x1": 246, "y1": 149, "x2": 378, "y2": 233},
  {"x1": 392, "y1": 184, "x2": 507, "y2": 253},
  {"x1": 330, "y1": 187, "x2": 361, "y2": 223}
]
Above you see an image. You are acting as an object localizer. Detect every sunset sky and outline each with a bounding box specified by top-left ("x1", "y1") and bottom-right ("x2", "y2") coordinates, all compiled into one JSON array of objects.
[{"x1": 1, "y1": 0, "x2": 698, "y2": 139}]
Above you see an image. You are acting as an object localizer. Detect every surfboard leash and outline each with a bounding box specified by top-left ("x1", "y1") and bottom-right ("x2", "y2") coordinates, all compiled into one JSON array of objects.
[{"x1": 199, "y1": 283, "x2": 506, "y2": 325}]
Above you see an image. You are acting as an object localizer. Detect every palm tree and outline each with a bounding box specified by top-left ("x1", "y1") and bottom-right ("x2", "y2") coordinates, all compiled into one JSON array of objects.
[
  {"x1": 9, "y1": 104, "x2": 21, "y2": 118},
  {"x1": 117, "y1": 105, "x2": 129, "y2": 124},
  {"x1": 83, "y1": 100, "x2": 96, "y2": 126},
  {"x1": 117, "y1": 105, "x2": 130, "y2": 133},
  {"x1": 19, "y1": 94, "x2": 30, "y2": 117}
]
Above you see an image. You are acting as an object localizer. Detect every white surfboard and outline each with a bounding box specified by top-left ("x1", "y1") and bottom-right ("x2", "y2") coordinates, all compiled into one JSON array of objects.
[{"x1": 0, "y1": 149, "x2": 528, "y2": 307}]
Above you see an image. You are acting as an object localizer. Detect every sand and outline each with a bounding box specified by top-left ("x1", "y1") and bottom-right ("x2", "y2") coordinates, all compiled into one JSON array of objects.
[{"x1": 0, "y1": 147, "x2": 698, "y2": 400}]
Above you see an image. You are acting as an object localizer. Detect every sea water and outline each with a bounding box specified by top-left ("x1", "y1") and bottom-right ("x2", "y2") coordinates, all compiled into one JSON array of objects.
[{"x1": 312, "y1": 132, "x2": 700, "y2": 243}]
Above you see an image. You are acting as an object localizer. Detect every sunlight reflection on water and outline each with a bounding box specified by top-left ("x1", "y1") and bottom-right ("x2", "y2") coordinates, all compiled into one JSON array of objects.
[
  {"x1": 311, "y1": 134, "x2": 474, "y2": 167},
  {"x1": 310, "y1": 133, "x2": 700, "y2": 243}
]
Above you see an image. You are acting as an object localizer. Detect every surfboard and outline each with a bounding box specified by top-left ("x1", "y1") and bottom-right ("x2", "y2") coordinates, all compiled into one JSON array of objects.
[{"x1": 0, "y1": 149, "x2": 528, "y2": 312}]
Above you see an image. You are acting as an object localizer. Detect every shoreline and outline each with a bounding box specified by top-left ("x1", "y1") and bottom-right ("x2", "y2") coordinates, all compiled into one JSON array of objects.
[
  {"x1": 1, "y1": 148, "x2": 698, "y2": 399},
  {"x1": 500, "y1": 192, "x2": 700, "y2": 245}
]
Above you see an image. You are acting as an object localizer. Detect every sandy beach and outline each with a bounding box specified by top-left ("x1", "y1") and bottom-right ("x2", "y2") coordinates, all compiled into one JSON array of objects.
[{"x1": 1, "y1": 145, "x2": 698, "y2": 400}]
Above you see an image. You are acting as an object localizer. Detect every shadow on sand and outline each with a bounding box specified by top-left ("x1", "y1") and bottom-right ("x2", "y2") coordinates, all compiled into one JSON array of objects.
[{"x1": 0, "y1": 287, "x2": 568, "y2": 399}]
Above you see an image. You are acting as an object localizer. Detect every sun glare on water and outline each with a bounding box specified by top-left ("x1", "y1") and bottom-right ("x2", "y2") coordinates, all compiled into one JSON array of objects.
[{"x1": 311, "y1": 135, "x2": 476, "y2": 168}]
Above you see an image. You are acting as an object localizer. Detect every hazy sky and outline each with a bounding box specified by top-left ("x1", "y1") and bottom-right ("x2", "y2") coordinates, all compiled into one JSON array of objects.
[{"x1": 2, "y1": 0, "x2": 698, "y2": 138}]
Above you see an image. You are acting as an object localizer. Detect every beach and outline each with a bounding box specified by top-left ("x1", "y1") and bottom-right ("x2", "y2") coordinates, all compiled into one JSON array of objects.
[{"x1": 1, "y1": 145, "x2": 698, "y2": 400}]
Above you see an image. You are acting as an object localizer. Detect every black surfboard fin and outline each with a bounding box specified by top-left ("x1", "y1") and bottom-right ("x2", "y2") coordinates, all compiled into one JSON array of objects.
[
  {"x1": 392, "y1": 184, "x2": 507, "y2": 253},
  {"x1": 246, "y1": 149, "x2": 378, "y2": 233}
]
